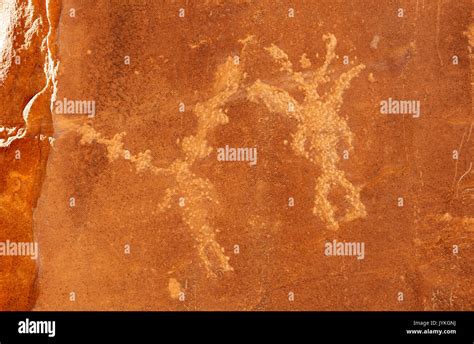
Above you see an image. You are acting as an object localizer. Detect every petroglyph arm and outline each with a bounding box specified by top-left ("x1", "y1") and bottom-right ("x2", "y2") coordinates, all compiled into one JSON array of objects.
[{"x1": 247, "y1": 79, "x2": 302, "y2": 121}]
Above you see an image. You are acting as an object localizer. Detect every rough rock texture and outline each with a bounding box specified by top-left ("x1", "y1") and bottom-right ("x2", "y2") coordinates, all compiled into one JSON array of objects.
[
  {"x1": 0, "y1": 0, "x2": 472, "y2": 310},
  {"x1": 0, "y1": 0, "x2": 59, "y2": 310}
]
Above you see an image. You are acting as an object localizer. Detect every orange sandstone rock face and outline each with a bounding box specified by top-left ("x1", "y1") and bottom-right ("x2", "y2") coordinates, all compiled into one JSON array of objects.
[
  {"x1": 0, "y1": 0, "x2": 60, "y2": 310},
  {"x1": 0, "y1": 0, "x2": 473, "y2": 310}
]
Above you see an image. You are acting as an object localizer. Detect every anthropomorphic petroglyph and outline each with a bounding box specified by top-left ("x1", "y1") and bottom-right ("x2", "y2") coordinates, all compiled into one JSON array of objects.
[
  {"x1": 247, "y1": 34, "x2": 367, "y2": 230},
  {"x1": 157, "y1": 56, "x2": 244, "y2": 277}
]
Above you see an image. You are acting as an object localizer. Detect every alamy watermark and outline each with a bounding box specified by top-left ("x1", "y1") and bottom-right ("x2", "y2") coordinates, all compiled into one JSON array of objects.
[
  {"x1": 0, "y1": 240, "x2": 38, "y2": 260},
  {"x1": 54, "y1": 97, "x2": 96, "y2": 118},
  {"x1": 324, "y1": 239, "x2": 365, "y2": 260},
  {"x1": 380, "y1": 97, "x2": 420, "y2": 118},
  {"x1": 216, "y1": 145, "x2": 257, "y2": 166},
  {"x1": 18, "y1": 319, "x2": 55, "y2": 338}
]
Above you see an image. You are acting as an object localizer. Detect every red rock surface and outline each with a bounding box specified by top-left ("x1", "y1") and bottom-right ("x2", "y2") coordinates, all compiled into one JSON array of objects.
[{"x1": 0, "y1": 0, "x2": 472, "y2": 310}]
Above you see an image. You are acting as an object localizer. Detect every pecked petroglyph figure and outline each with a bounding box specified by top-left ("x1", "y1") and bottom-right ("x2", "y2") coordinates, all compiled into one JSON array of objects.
[
  {"x1": 77, "y1": 61, "x2": 239, "y2": 278},
  {"x1": 76, "y1": 56, "x2": 242, "y2": 278},
  {"x1": 157, "y1": 55, "x2": 243, "y2": 277},
  {"x1": 247, "y1": 34, "x2": 367, "y2": 230}
]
